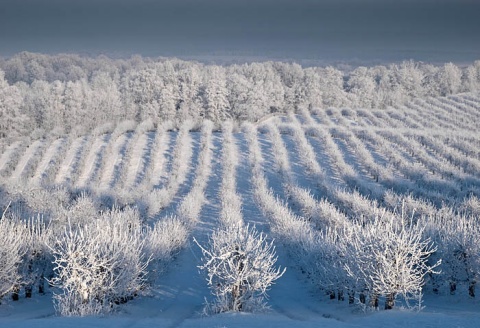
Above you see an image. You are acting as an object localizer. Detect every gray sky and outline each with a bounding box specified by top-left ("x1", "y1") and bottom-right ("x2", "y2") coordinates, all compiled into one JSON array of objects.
[{"x1": 0, "y1": 0, "x2": 479, "y2": 64}]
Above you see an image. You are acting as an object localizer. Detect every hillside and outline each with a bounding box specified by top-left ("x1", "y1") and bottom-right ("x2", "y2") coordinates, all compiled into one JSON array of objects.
[{"x1": 1, "y1": 92, "x2": 480, "y2": 327}]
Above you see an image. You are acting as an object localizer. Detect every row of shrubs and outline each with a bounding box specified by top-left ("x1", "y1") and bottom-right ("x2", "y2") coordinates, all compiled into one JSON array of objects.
[
  {"x1": 0, "y1": 195, "x2": 187, "y2": 316},
  {"x1": 249, "y1": 119, "x2": 480, "y2": 311}
]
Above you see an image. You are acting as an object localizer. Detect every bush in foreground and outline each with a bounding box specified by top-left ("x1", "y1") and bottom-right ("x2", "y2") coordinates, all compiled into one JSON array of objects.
[
  {"x1": 0, "y1": 211, "x2": 26, "y2": 303},
  {"x1": 196, "y1": 224, "x2": 285, "y2": 313},
  {"x1": 49, "y1": 207, "x2": 149, "y2": 316}
]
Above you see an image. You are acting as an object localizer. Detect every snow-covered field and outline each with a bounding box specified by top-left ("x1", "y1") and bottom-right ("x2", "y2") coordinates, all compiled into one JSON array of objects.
[
  {"x1": 1, "y1": 292, "x2": 479, "y2": 328},
  {"x1": 1, "y1": 92, "x2": 480, "y2": 327}
]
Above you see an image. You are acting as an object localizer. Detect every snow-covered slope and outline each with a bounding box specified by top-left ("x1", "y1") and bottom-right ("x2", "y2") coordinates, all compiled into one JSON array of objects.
[{"x1": 1, "y1": 93, "x2": 480, "y2": 327}]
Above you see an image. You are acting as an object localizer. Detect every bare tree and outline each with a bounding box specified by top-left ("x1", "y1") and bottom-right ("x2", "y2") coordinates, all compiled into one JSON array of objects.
[
  {"x1": 0, "y1": 208, "x2": 26, "y2": 303},
  {"x1": 345, "y1": 210, "x2": 440, "y2": 310},
  {"x1": 49, "y1": 207, "x2": 149, "y2": 316},
  {"x1": 195, "y1": 224, "x2": 285, "y2": 313}
]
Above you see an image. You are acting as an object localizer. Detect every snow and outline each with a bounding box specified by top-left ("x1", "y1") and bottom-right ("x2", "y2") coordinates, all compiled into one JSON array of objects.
[
  {"x1": 75, "y1": 134, "x2": 109, "y2": 188},
  {"x1": 1, "y1": 96, "x2": 480, "y2": 327},
  {"x1": 30, "y1": 138, "x2": 64, "y2": 186},
  {"x1": 1, "y1": 289, "x2": 479, "y2": 328},
  {"x1": 123, "y1": 132, "x2": 150, "y2": 189},
  {"x1": 54, "y1": 136, "x2": 87, "y2": 185},
  {"x1": 97, "y1": 132, "x2": 131, "y2": 190},
  {"x1": 9, "y1": 139, "x2": 44, "y2": 182},
  {"x1": 0, "y1": 141, "x2": 22, "y2": 173}
]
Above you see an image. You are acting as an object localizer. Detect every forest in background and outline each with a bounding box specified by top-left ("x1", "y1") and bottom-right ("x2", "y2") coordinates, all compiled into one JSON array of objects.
[{"x1": 1, "y1": 52, "x2": 479, "y2": 141}]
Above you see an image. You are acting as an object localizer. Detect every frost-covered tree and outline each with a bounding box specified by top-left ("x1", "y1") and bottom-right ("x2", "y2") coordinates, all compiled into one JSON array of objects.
[
  {"x1": 50, "y1": 207, "x2": 149, "y2": 316},
  {"x1": 302, "y1": 67, "x2": 323, "y2": 109},
  {"x1": 143, "y1": 216, "x2": 188, "y2": 284},
  {"x1": 124, "y1": 68, "x2": 164, "y2": 122},
  {"x1": 22, "y1": 80, "x2": 54, "y2": 131},
  {"x1": 158, "y1": 85, "x2": 177, "y2": 122},
  {"x1": 312, "y1": 226, "x2": 358, "y2": 303},
  {"x1": 318, "y1": 66, "x2": 349, "y2": 108},
  {"x1": 345, "y1": 211, "x2": 440, "y2": 310},
  {"x1": 63, "y1": 80, "x2": 88, "y2": 133},
  {"x1": 88, "y1": 72, "x2": 122, "y2": 125},
  {"x1": 227, "y1": 72, "x2": 252, "y2": 121},
  {"x1": 196, "y1": 224, "x2": 285, "y2": 313},
  {"x1": 176, "y1": 63, "x2": 203, "y2": 122},
  {"x1": 204, "y1": 66, "x2": 229, "y2": 122},
  {"x1": 347, "y1": 66, "x2": 377, "y2": 108},
  {"x1": 0, "y1": 212, "x2": 26, "y2": 303},
  {"x1": 48, "y1": 80, "x2": 66, "y2": 135},
  {"x1": 1, "y1": 54, "x2": 479, "y2": 139},
  {"x1": 462, "y1": 64, "x2": 480, "y2": 92},
  {"x1": 436, "y1": 62, "x2": 462, "y2": 96},
  {"x1": 2, "y1": 56, "x2": 28, "y2": 83},
  {"x1": 423, "y1": 213, "x2": 480, "y2": 297},
  {"x1": 16, "y1": 216, "x2": 53, "y2": 299},
  {"x1": 395, "y1": 61, "x2": 425, "y2": 99},
  {"x1": 0, "y1": 70, "x2": 29, "y2": 139},
  {"x1": 273, "y1": 62, "x2": 304, "y2": 110}
]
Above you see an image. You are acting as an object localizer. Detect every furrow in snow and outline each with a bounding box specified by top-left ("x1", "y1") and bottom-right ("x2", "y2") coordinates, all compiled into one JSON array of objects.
[
  {"x1": 147, "y1": 121, "x2": 194, "y2": 219},
  {"x1": 122, "y1": 132, "x2": 150, "y2": 190},
  {"x1": 30, "y1": 138, "x2": 65, "y2": 186},
  {"x1": 9, "y1": 139, "x2": 44, "y2": 183},
  {"x1": 54, "y1": 136, "x2": 87, "y2": 186},
  {"x1": 75, "y1": 134, "x2": 109, "y2": 189},
  {"x1": 0, "y1": 140, "x2": 23, "y2": 175},
  {"x1": 96, "y1": 133, "x2": 131, "y2": 191}
]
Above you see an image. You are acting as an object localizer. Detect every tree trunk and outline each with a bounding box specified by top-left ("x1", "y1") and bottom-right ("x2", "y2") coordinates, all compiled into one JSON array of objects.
[
  {"x1": 232, "y1": 282, "x2": 243, "y2": 311},
  {"x1": 39, "y1": 274, "x2": 45, "y2": 295},
  {"x1": 348, "y1": 290, "x2": 355, "y2": 304},
  {"x1": 469, "y1": 281, "x2": 476, "y2": 298},
  {"x1": 370, "y1": 293, "x2": 378, "y2": 309},
  {"x1": 232, "y1": 284, "x2": 239, "y2": 311},
  {"x1": 385, "y1": 293, "x2": 395, "y2": 310},
  {"x1": 25, "y1": 285, "x2": 32, "y2": 298},
  {"x1": 337, "y1": 289, "x2": 344, "y2": 302},
  {"x1": 12, "y1": 285, "x2": 20, "y2": 301},
  {"x1": 450, "y1": 281, "x2": 457, "y2": 295},
  {"x1": 430, "y1": 272, "x2": 439, "y2": 294},
  {"x1": 359, "y1": 292, "x2": 366, "y2": 304},
  {"x1": 328, "y1": 290, "x2": 335, "y2": 300}
]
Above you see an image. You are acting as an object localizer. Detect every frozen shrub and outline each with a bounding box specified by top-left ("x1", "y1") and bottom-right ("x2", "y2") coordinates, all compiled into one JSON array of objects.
[
  {"x1": 3, "y1": 185, "x2": 70, "y2": 220},
  {"x1": 345, "y1": 210, "x2": 440, "y2": 310},
  {"x1": 143, "y1": 216, "x2": 188, "y2": 283},
  {"x1": 0, "y1": 212, "x2": 26, "y2": 302},
  {"x1": 147, "y1": 120, "x2": 193, "y2": 218},
  {"x1": 309, "y1": 226, "x2": 359, "y2": 303},
  {"x1": 17, "y1": 215, "x2": 53, "y2": 298},
  {"x1": 92, "y1": 122, "x2": 115, "y2": 137},
  {"x1": 176, "y1": 120, "x2": 213, "y2": 227},
  {"x1": 460, "y1": 195, "x2": 480, "y2": 218},
  {"x1": 196, "y1": 224, "x2": 285, "y2": 313},
  {"x1": 423, "y1": 213, "x2": 480, "y2": 297},
  {"x1": 50, "y1": 207, "x2": 149, "y2": 316},
  {"x1": 135, "y1": 119, "x2": 155, "y2": 134},
  {"x1": 61, "y1": 192, "x2": 98, "y2": 226}
]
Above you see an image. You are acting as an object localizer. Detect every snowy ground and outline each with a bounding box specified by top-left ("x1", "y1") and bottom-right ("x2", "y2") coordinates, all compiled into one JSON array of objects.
[
  {"x1": 1, "y1": 94, "x2": 480, "y2": 327},
  {"x1": 1, "y1": 286, "x2": 479, "y2": 328}
]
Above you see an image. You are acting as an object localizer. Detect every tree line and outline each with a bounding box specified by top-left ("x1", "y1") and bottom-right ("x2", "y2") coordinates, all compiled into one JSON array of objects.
[{"x1": 1, "y1": 52, "x2": 479, "y2": 140}]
